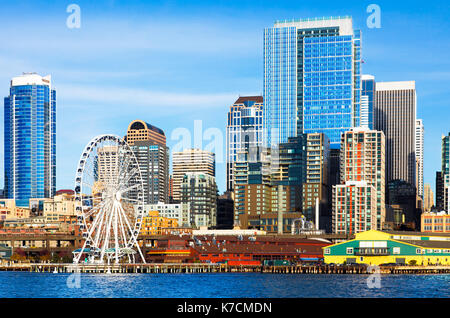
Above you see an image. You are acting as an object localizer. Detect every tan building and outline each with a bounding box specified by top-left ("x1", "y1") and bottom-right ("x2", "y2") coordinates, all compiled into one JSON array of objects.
[
  {"x1": 125, "y1": 119, "x2": 166, "y2": 147},
  {"x1": 421, "y1": 211, "x2": 450, "y2": 233},
  {"x1": 0, "y1": 199, "x2": 31, "y2": 221},
  {"x1": 302, "y1": 133, "x2": 330, "y2": 223},
  {"x1": 140, "y1": 211, "x2": 178, "y2": 236},
  {"x1": 172, "y1": 149, "x2": 215, "y2": 202},
  {"x1": 43, "y1": 193, "x2": 76, "y2": 216},
  {"x1": 97, "y1": 145, "x2": 119, "y2": 185},
  {"x1": 423, "y1": 184, "x2": 434, "y2": 212},
  {"x1": 238, "y1": 184, "x2": 301, "y2": 234},
  {"x1": 42, "y1": 193, "x2": 78, "y2": 231}
]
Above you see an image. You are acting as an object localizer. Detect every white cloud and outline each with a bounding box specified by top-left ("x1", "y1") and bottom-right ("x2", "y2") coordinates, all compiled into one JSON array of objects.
[{"x1": 57, "y1": 83, "x2": 237, "y2": 112}]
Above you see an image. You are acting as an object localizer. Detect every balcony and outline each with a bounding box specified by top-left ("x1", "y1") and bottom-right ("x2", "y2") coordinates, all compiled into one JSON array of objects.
[{"x1": 354, "y1": 247, "x2": 390, "y2": 256}]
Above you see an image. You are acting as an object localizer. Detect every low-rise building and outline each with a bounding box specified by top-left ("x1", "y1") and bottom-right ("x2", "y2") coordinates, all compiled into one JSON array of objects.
[
  {"x1": 144, "y1": 202, "x2": 183, "y2": 225},
  {"x1": 0, "y1": 245, "x2": 12, "y2": 262},
  {"x1": 421, "y1": 211, "x2": 450, "y2": 233},
  {"x1": 323, "y1": 230, "x2": 450, "y2": 266},
  {"x1": 43, "y1": 193, "x2": 76, "y2": 216},
  {"x1": 140, "y1": 211, "x2": 178, "y2": 236},
  {"x1": 191, "y1": 235, "x2": 329, "y2": 265},
  {"x1": 0, "y1": 200, "x2": 31, "y2": 221}
]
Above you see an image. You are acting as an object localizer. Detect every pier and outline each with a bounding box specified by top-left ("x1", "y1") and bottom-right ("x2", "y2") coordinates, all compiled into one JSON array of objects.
[{"x1": 1, "y1": 263, "x2": 450, "y2": 274}]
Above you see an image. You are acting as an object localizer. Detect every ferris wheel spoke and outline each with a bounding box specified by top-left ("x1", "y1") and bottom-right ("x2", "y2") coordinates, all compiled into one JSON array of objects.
[
  {"x1": 117, "y1": 202, "x2": 142, "y2": 252},
  {"x1": 80, "y1": 181, "x2": 95, "y2": 192},
  {"x1": 113, "y1": 202, "x2": 120, "y2": 262},
  {"x1": 121, "y1": 197, "x2": 141, "y2": 204},
  {"x1": 81, "y1": 155, "x2": 98, "y2": 179},
  {"x1": 117, "y1": 205, "x2": 131, "y2": 247},
  {"x1": 117, "y1": 202, "x2": 135, "y2": 236},
  {"x1": 100, "y1": 200, "x2": 115, "y2": 262},
  {"x1": 91, "y1": 200, "x2": 110, "y2": 249},
  {"x1": 119, "y1": 183, "x2": 141, "y2": 194},
  {"x1": 84, "y1": 195, "x2": 107, "y2": 211},
  {"x1": 122, "y1": 167, "x2": 139, "y2": 185},
  {"x1": 85, "y1": 203, "x2": 108, "y2": 240},
  {"x1": 116, "y1": 151, "x2": 129, "y2": 178}
]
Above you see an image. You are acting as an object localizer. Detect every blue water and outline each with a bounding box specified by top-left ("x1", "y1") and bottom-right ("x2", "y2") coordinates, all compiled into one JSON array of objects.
[{"x1": 0, "y1": 272, "x2": 448, "y2": 298}]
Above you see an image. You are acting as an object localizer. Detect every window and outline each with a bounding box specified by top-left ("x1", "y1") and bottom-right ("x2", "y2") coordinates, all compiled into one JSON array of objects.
[
  {"x1": 393, "y1": 247, "x2": 400, "y2": 255},
  {"x1": 416, "y1": 248, "x2": 423, "y2": 254},
  {"x1": 324, "y1": 248, "x2": 330, "y2": 255},
  {"x1": 346, "y1": 247, "x2": 353, "y2": 255}
]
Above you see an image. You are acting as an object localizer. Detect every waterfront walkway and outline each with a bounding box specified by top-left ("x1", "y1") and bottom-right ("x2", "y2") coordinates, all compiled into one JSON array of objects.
[{"x1": 1, "y1": 263, "x2": 450, "y2": 274}]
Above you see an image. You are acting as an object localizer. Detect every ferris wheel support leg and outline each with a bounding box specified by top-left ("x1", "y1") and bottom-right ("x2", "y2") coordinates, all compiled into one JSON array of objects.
[{"x1": 136, "y1": 243, "x2": 146, "y2": 264}]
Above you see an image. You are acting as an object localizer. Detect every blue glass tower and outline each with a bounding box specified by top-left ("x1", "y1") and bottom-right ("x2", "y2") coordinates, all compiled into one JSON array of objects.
[
  {"x1": 263, "y1": 16, "x2": 362, "y2": 149},
  {"x1": 4, "y1": 73, "x2": 56, "y2": 207}
]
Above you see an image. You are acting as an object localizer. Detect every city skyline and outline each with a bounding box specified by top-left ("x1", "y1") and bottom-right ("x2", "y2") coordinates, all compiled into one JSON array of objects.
[{"x1": 0, "y1": 1, "x2": 449, "y2": 195}]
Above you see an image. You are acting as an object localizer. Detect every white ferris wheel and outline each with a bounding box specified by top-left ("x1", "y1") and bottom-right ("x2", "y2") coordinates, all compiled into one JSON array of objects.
[{"x1": 72, "y1": 134, "x2": 146, "y2": 264}]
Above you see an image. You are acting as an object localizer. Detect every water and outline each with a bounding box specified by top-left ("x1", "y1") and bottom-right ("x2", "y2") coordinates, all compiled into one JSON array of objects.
[{"x1": 0, "y1": 272, "x2": 448, "y2": 298}]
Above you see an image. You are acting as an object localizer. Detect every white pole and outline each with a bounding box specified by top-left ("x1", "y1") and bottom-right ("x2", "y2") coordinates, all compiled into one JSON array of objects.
[{"x1": 315, "y1": 197, "x2": 319, "y2": 230}]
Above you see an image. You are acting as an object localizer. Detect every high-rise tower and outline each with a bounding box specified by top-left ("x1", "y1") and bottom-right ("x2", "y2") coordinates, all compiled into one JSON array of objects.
[
  {"x1": 172, "y1": 149, "x2": 215, "y2": 202},
  {"x1": 333, "y1": 127, "x2": 386, "y2": 234},
  {"x1": 263, "y1": 16, "x2": 362, "y2": 148},
  {"x1": 374, "y1": 81, "x2": 417, "y2": 187},
  {"x1": 125, "y1": 120, "x2": 168, "y2": 204},
  {"x1": 415, "y1": 119, "x2": 424, "y2": 197},
  {"x1": 4, "y1": 73, "x2": 56, "y2": 206},
  {"x1": 226, "y1": 96, "x2": 263, "y2": 192}
]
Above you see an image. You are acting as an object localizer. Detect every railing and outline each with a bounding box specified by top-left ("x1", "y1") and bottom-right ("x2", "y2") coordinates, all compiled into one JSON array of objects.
[{"x1": 354, "y1": 248, "x2": 390, "y2": 256}]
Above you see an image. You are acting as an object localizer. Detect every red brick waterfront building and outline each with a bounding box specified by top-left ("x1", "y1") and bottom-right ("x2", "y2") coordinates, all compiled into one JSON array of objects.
[{"x1": 144, "y1": 235, "x2": 330, "y2": 264}]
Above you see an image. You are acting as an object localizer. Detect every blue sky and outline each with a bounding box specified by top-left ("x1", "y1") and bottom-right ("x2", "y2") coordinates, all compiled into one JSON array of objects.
[{"x1": 0, "y1": 0, "x2": 449, "y2": 195}]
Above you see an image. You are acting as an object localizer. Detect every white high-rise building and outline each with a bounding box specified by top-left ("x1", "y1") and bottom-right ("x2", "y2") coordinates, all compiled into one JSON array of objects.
[
  {"x1": 360, "y1": 95, "x2": 370, "y2": 128},
  {"x1": 172, "y1": 149, "x2": 215, "y2": 202},
  {"x1": 415, "y1": 119, "x2": 424, "y2": 197}
]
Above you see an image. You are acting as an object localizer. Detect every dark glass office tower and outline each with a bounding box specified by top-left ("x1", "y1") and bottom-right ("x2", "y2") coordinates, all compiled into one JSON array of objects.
[{"x1": 374, "y1": 81, "x2": 416, "y2": 188}]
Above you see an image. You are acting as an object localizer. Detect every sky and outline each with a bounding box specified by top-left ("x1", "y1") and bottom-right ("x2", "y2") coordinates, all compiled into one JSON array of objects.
[{"x1": 0, "y1": 0, "x2": 449, "y2": 195}]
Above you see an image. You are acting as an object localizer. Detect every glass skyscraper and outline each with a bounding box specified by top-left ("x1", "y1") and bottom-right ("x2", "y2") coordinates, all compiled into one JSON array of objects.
[
  {"x1": 226, "y1": 96, "x2": 264, "y2": 191},
  {"x1": 263, "y1": 16, "x2": 361, "y2": 149},
  {"x1": 4, "y1": 73, "x2": 56, "y2": 206}
]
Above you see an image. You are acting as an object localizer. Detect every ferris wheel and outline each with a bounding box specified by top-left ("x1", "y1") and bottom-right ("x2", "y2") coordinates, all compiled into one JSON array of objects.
[{"x1": 72, "y1": 134, "x2": 146, "y2": 264}]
